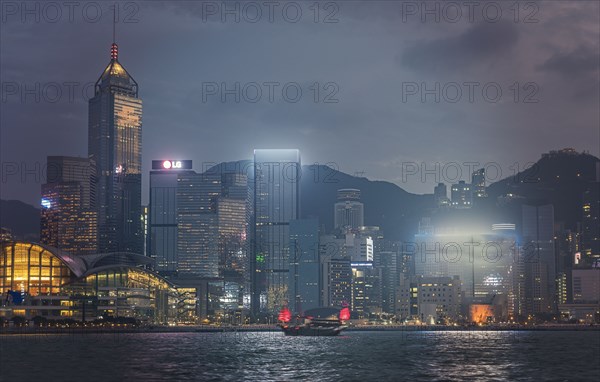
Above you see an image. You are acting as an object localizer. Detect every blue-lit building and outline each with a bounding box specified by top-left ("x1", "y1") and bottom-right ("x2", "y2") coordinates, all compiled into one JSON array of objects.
[
  {"x1": 289, "y1": 219, "x2": 320, "y2": 313},
  {"x1": 251, "y1": 149, "x2": 300, "y2": 315},
  {"x1": 148, "y1": 160, "x2": 194, "y2": 275}
]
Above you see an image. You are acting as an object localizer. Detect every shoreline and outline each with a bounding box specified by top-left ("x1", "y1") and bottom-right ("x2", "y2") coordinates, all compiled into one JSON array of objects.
[{"x1": 1, "y1": 324, "x2": 599, "y2": 335}]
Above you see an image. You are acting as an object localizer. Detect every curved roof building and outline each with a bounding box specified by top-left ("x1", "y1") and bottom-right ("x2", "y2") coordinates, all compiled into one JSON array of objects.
[{"x1": 0, "y1": 241, "x2": 177, "y2": 323}]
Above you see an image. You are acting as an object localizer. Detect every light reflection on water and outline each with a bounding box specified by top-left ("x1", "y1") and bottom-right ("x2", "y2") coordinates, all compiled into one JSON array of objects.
[{"x1": 1, "y1": 331, "x2": 598, "y2": 381}]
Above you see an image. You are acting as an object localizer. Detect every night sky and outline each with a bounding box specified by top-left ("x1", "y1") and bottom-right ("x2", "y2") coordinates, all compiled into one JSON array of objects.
[{"x1": 1, "y1": 1, "x2": 598, "y2": 206}]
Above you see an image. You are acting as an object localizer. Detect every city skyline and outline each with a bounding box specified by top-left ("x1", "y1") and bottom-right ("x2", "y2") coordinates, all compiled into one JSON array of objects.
[
  {"x1": 1, "y1": 2, "x2": 599, "y2": 381},
  {"x1": 1, "y1": 1, "x2": 599, "y2": 206}
]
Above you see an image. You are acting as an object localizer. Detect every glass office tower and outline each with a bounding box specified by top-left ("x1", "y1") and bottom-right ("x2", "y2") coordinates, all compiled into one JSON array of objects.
[
  {"x1": 252, "y1": 149, "x2": 300, "y2": 315},
  {"x1": 289, "y1": 218, "x2": 320, "y2": 313},
  {"x1": 40, "y1": 156, "x2": 97, "y2": 256},
  {"x1": 177, "y1": 172, "x2": 221, "y2": 278},
  {"x1": 148, "y1": 161, "x2": 194, "y2": 275},
  {"x1": 88, "y1": 42, "x2": 143, "y2": 254},
  {"x1": 522, "y1": 204, "x2": 556, "y2": 314}
]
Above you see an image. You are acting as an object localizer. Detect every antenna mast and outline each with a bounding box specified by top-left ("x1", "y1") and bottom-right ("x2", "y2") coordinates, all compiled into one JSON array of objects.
[{"x1": 110, "y1": 3, "x2": 118, "y2": 60}]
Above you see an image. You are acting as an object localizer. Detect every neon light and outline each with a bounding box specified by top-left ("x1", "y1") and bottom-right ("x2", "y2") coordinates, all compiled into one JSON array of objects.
[
  {"x1": 340, "y1": 307, "x2": 351, "y2": 321},
  {"x1": 278, "y1": 307, "x2": 291, "y2": 323}
]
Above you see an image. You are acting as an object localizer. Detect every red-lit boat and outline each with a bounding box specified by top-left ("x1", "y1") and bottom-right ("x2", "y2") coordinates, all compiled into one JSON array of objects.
[{"x1": 278, "y1": 307, "x2": 349, "y2": 336}]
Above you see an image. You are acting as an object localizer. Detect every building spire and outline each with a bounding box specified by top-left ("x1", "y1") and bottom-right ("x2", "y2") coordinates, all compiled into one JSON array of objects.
[{"x1": 110, "y1": 4, "x2": 118, "y2": 60}]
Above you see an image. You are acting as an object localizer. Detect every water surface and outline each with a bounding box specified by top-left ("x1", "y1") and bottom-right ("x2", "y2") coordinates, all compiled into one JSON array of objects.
[{"x1": 1, "y1": 330, "x2": 598, "y2": 381}]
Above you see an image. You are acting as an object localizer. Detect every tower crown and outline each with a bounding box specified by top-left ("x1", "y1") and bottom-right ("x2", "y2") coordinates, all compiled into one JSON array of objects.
[
  {"x1": 110, "y1": 43, "x2": 118, "y2": 60},
  {"x1": 94, "y1": 43, "x2": 138, "y2": 97}
]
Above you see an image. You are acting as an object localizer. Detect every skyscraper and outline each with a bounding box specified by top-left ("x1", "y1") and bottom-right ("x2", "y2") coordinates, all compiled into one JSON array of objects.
[
  {"x1": 177, "y1": 171, "x2": 221, "y2": 277},
  {"x1": 377, "y1": 251, "x2": 398, "y2": 314},
  {"x1": 334, "y1": 189, "x2": 364, "y2": 231},
  {"x1": 148, "y1": 160, "x2": 193, "y2": 275},
  {"x1": 522, "y1": 204, "x2": 556, "y2": 314},
  {"x1": 289, "y1": 218, "x2": 320, "y2": 313},
  {"x1": 88, "y1": 41, "x2": 143, "y2": 254},
  {"x1": 351, "y1": 262, "x2": 381, "y2": 316},
  {"x1": 218, "y1": 172, "x2": 249, "y2": 278},
  {"x1": 217, "y1": 197, "x2": 247, "y2": 276},
  {"x1": 582, "y1": 183, "x2": 600, "y2": 262},
  {"x1": 322, "y1": 257, "x2": 352, "y2": 308},
  {"x1": 40, "y1": 156, "x2": 97, "y2": 256},
  {"x1": 252, "y1": 149, "x2": 300, "y2": 314}
]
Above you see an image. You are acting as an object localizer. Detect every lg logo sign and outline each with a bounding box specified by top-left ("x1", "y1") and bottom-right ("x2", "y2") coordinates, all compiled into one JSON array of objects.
[
  {"x1": 151, "y1": 160, "x2": 193, "y2": 170},
  {"x1": 162, "y1": 160, "x2": 182, "y2": 169}
]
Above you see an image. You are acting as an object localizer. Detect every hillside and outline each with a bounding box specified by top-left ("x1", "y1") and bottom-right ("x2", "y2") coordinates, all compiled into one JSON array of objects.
[
  {"x1": 0, "y1": 199, "x2": 40, "y2": 241},
  {"x1": 486, "y1": 150, "x2": 599, "y2": 229},
  {"x1": 209, "y1": 160, "x2": 431, "y2": 240},
  {"x1": 2, "y1": 150, "x2": 596, "y2": 243}
]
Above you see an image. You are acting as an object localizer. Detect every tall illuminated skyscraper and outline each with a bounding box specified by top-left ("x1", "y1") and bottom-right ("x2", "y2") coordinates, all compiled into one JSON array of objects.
[
  {"x1": 251, "y1": 149, "x2": 300, "y2": 314},
  {"x1": 177, "y1": 171, "x2": 221, "y2": 277},
  {"x1": 88, "y1": 41, "x2": 143, "y2": 254}
]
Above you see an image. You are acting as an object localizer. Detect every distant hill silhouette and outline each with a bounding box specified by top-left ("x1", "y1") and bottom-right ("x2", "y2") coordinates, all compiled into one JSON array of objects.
[
  {"x1": 2, "y1": 150, "x2": 597, "y2": 243},
  {"x1": 207, "y1": 160, "x2": 431, "y2": 240},
  {"x1": 0, "y1": 199, "x2": 40, "y2": 241},
  {"x1": 486, "y1": 150, "x2": 599, "y2": 230},
  {"x1": 300, "y1": 164, "x2": 431, "y2": 239}
]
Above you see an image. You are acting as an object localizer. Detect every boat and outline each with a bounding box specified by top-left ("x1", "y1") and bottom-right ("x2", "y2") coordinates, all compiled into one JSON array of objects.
[{"x1": 278, "y1": 306, "x2": 350, "y2": 336}]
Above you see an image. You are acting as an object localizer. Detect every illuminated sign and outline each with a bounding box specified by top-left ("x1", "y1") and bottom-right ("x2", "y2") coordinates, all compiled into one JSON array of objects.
[
  {"x1": 152, "y1": 160, "x2": 192, "y2": 170},
  {"x1": 351, "y1": 262, "x2": 373, "y2": 268},
  {"x1": 41, "y1": 198, "x2": 51, "y2": 209},
  {"x1": 492, "y1": 223, "x2": 516, "y2": 231}
]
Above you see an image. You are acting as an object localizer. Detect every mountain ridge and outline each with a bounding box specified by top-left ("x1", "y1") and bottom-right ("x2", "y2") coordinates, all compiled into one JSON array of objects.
[{"x1": 2, "y1": 151, "x2": 597, "y2": 241}]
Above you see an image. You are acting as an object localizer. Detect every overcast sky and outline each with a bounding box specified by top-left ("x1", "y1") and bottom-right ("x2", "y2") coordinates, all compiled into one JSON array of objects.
[{"x1": 1, "y1": 1, "x2": 598, "y2": 206}]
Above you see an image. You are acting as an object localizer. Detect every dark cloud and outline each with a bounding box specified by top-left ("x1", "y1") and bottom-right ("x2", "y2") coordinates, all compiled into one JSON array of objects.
[
  {"x1": 537, "y1": 46, "x2": 600, "y2": 78},
  {"x1": 0, "y1": 1, "x2": 598, "y2": 206},
  {"x1": 400, "y1": 21, "x2": 519, "y2": 73}
]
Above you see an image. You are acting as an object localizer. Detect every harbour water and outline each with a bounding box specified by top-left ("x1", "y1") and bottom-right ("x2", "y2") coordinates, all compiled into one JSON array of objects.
[{"x1": 1, "y1": 330, "x2": 599, "y2": 381}]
